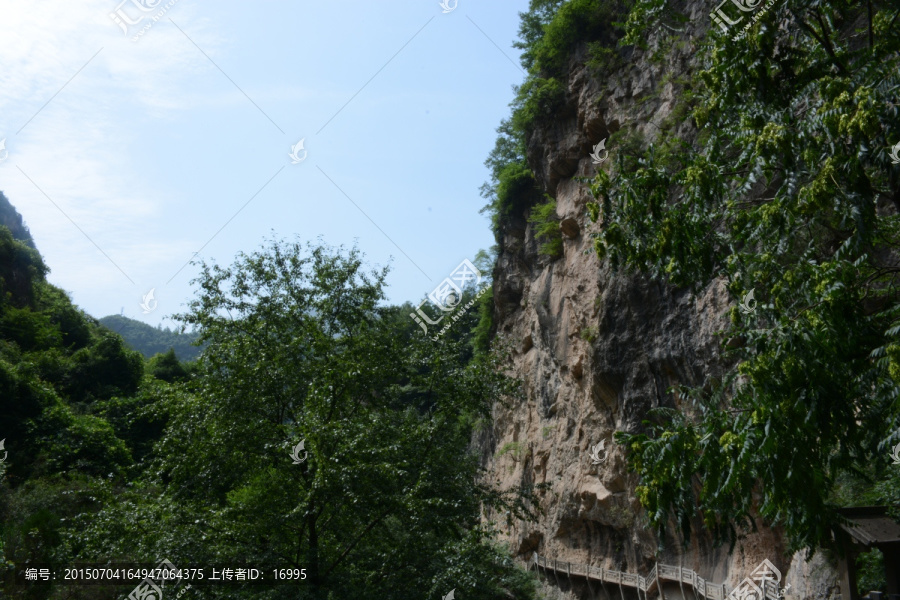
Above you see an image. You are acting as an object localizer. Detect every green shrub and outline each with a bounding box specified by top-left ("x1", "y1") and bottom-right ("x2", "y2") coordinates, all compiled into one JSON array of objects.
[
  {"x1": 529, "y1": 0, "x2": 617, "y2": 77},
  {"x1": 40, "y1": 402, "x2": 132, "y2": 476},
  {"x1": 40, "y1": 285, "x2": 93, "y2": 350},
  {"x1": 95, "y1": 383, "x2": 170, "y2": 464},
  {"x1": 0, "y1": 305, "x2": 61, "y2": 351},
  {"x1": 147, "y1": 348, "x2": 189, "y2": 383},
  {"x1": 496, "y1": 162, "x2": 540, "y2": 222},
  {"x1": 580, "y1": 325, "x2": 598, "y2": 342},
  {"x1": 512, "y1": 77, "x2": 566, "y2": 137},
  {"x1": 529, "y1": 198, "x2": 563, "y2": 259},
  {"x1": 0, "y1": 225, "x2": 47, "y2": 310},
  {"x1": 586, "y1": 41, "x2": 624, "y2": 76},
  {"x1": 498, "y1": 441, "x2": 527, "y2": 460},
  {"x1": 514, "y1": 0, "x2": 568, "y2": 72}
]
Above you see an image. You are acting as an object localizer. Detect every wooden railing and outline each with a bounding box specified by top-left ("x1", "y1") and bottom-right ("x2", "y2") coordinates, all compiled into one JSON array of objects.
[{"x1": 529, "y1": 553, "x2": 729, "y2": 600}]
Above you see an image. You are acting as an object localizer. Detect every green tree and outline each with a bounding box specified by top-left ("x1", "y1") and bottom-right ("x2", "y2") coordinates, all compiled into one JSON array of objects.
[
  {"x1": 64, "y1": 333, "x2": 144, "y2": 403},
  {"x1": 73, "y1": 239, "x2": 540, "y2": 600},
  {"x1": 147, "y1": 348, "x2": 189, "y2": 383}
]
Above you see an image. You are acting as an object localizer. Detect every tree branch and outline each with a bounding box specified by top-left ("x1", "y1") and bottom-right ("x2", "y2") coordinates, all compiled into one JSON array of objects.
[
  {"x1": 798, "y1": 13, "x2": 848, "y2": 76},
  {"x1": 867, "y1": 0, "x2": 874, "y2": 50},
  {"x1": 322, "y1": 507, "x2": 393, "y2": 578}
]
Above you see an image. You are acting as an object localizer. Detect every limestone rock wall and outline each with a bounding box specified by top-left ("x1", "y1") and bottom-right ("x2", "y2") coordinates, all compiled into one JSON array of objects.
[{"x1": 480, "y1": 4, "x2": 842, "y2": 598}]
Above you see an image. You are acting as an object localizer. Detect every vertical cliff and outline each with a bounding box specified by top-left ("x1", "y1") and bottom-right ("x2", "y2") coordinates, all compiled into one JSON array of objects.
[{"x1": 480, "y1": 2, "x2": 845, "y2": 597}]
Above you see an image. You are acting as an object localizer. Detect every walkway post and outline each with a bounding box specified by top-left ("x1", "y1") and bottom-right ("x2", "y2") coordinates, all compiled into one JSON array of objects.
[
  {"x1": 600, "y1": 567, "x2": 612, "y2": 600},
  {"x1": 657, "y1": 562, "x2": 665, "y2": 600}
]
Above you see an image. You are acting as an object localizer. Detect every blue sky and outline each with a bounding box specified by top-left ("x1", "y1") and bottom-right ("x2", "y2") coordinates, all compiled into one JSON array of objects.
[{"x1": 0, "y1": 0, "x2": 531, "y2": 328}]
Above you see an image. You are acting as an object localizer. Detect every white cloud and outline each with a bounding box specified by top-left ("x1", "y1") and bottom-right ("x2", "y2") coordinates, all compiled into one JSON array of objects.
[{"x1": 0, "y1": 0, "x2": 227, "y2": 312}]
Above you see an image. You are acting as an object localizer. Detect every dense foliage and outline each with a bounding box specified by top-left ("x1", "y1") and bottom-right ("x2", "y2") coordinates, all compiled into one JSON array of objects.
[
  {"x1": 479, "y1": 0, "x2": 625, "y2": 239},
  {"x1": 71, "y1": 239, "x2": 540, "y2": 600},
  {"x1": 0, "y1": 228, "x2": 144, "y2": 484},
  {"x1": 474, "y1": 0, "x2": 630, "y2": 355},
  {"x1": 572, "y1": 0, "x2": 900, "y2": 557},
  {"x1": 0, "y1": 194, "x2": 541, "y2": 599},
  {"x1": 528, "y1": 198, "x2": 563, "y2": 258},
  {"x1": 0, "y1": 218, "x2": 151, "y2": 597}
]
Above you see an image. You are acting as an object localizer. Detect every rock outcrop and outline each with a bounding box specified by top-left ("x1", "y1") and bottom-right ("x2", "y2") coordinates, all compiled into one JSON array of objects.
[{"x1": 480, "y1": 7, "x2": 842, "y2": 599}]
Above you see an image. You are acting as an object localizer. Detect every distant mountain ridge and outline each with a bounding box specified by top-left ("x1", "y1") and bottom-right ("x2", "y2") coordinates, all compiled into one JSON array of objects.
[{"x1": 99, "y1": 314, "x2": 203, "y2": 361}]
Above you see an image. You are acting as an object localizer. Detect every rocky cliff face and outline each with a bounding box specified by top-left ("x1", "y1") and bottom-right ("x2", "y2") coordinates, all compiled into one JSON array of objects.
[{"x1": 481, "y1": 5, "x2": 842, "y2": 598}]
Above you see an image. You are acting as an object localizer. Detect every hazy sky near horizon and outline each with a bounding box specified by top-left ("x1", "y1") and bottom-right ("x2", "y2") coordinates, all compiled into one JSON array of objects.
[{"x1": 0, "y1": 0, "x2": 530, "y2": 328}]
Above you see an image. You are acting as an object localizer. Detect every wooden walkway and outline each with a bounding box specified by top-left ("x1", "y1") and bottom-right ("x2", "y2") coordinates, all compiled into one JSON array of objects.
[{"x1": 529, "y1": 553, "x2": 730, "y2": 600}]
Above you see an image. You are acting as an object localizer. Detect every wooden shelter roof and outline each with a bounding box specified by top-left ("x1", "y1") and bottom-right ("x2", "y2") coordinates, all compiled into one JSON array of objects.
[{"x1": 837, "y1": 506, "x2": 900, "y2": 547}]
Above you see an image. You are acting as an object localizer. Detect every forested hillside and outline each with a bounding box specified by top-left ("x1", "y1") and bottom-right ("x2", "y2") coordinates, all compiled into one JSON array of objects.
[
  {"x1": 99, "y1": 315, "x2": 203, "y2": 362},
  {"x1": 0, "y1": 195, "x2": 539, "y2": 599}
]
